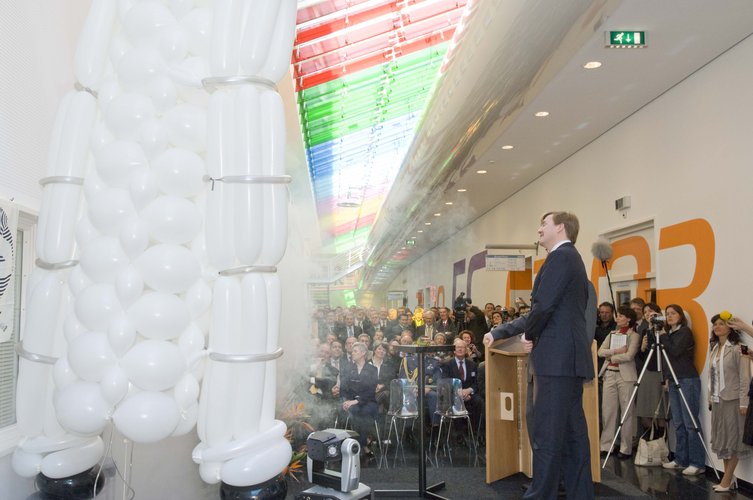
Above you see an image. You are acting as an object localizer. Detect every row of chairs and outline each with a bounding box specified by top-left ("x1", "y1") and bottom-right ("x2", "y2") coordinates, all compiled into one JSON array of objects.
[{"x1": 334, "y1": 378, "x2": 479, "y2": 468}]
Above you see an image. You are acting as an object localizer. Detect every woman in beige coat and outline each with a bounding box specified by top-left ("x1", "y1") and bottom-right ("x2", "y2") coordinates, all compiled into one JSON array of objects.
[
  {"x1": 598, "y1": 305, "x2": 641, "y2": 458},
  {"x1": 707, "y1": 313, "x2": 750, "y2": 492}
]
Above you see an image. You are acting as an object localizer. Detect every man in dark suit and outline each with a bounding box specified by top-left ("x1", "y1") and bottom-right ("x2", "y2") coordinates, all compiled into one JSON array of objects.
[
  {"x1": 485, "y1": 211, "x2": 594, "y2": 500},
  {"x1": 440, "y1": 338, "x2": 484, "y2": 430},
  {"x1": 334, "y1": 313, "x2": 363, "y2": 343}
]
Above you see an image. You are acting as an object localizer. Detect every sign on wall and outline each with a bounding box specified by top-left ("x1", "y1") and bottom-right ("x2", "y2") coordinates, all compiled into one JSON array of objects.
[
  {"x1": 0, "y1": 201, "x2": 17, "y2": 343},
  {"x1": 485, "y1": 254, "x2": 526, "y2": 271}
]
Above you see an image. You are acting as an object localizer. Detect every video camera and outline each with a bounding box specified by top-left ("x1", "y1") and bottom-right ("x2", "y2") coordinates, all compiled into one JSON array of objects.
[
  {"x1": 650, "y1": 314, "x2": 666, "y2": 328},
  {"x1": 454, "y1": 292, "x2": 470, "y2": 323}
]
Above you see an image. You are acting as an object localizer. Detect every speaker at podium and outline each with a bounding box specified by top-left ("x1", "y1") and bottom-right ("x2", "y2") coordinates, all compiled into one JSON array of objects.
[{"x1": 484, "y1": 335, "x2": 600, "y2": 484}]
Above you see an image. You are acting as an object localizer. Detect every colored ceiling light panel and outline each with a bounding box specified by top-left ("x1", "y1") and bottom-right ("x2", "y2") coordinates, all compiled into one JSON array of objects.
[{"x1": 294, "y1": 0, "x2": 468, "y2": 255}]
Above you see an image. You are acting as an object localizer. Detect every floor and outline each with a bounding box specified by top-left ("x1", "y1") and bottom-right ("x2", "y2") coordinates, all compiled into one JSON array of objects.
[{"x1": 289, "y1": 430, "x2": 753, "y2": 499}]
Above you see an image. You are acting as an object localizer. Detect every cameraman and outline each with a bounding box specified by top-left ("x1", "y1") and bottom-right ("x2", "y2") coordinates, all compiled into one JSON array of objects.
[{"x1": 635, "y1": 302, "x2": 667, "y2": 436}]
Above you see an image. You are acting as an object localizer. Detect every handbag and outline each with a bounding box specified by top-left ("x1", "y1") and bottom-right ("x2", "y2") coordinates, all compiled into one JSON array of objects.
[{"x1": 634, "y1": 396, "x2": 669, "y2": 466}]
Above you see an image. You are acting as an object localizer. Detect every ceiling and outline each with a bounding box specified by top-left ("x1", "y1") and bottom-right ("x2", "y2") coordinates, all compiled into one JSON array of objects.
[{"x1": 289, "y1": 0, "x2": 753, "y2": 296}]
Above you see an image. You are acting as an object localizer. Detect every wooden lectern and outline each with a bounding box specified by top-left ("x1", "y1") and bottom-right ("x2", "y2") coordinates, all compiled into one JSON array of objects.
[{"x1": 485, "y1": 336, "x2": 600, "y2": 484}]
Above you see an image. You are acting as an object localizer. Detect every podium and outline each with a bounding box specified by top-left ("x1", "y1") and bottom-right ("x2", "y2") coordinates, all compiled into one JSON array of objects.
[{"x1": 485, "y1": 336, "x2": 600, "y2": 484}]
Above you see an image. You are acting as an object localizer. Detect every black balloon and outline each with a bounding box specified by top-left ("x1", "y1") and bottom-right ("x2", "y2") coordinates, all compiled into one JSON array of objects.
[
  {"x1": 220, "y1": 474, "x2": 287, "y2": 500},
  {"x1": 34, "y1": 467, "x2": 105, "y2": 499}
]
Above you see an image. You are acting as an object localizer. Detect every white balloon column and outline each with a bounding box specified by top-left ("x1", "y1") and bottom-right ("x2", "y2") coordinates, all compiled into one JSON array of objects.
[{"x1": 14, "y1": 0, "x2": 296, "y2": 496}]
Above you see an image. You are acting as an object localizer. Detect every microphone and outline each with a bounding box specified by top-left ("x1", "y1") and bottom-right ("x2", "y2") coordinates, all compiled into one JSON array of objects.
[{"x1": 591, "y1": 238, "x2": 613, "y2": 263}]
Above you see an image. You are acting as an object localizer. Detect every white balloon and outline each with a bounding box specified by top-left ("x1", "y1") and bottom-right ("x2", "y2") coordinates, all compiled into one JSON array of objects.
[
  {"x1": 139, "y1": 117, "x2": 169, "y2": 158},
  {"x1": 74, "y1": 0, "x2": 116, "y2": 91},
  {"x1": 173, "y1": 373, "x2": 199, "y2": 409},
  {"x1": 115, "y1": 265, "x2": 144, "y2": 306},
  {"x1": 75, "y1": 284, "x2": 123, "y2": 332},
  {"x1": 97, "y1": 77, "x2": 122, "y2": 112},
  {"x1": 109, "y1": 32, "x2": 132, "y2": 69},
  {"x1": 88, "y1": 187, "x2": 136, "y2": 236},
  {"x1": 79, "y1": 236, "x2": 129, "y2": 283},
  {"x1": 122, "y1": 339, "x2": 186, "y2": 391},
  {"x1": 107, "y1": 317, "x2": 137, "y2": 357},
  {"x1": 105, "y1": 93, "x2": 155, "y2": 141},
  {"x1": 112, "y1": 391, "x2": 180, "y2": 443},
  {"x1": 52, "y1": 357, "x2": 78, "y2": 389},
  {"x1": 129, "y1": 168, "x2": 159, "y2": 210},
  {"x1": 141, "y1": 196, "x2": 201, "y2": 244},
  {"x1": 178, "y1": 322, "x2": 205, "y2": 358},
  {"x1": 162, "y1": 103, "x2": 206, "y2": 151},
  {"x1": 63, "y1": 313, "x2": 87, "y2": 342},
  {"x1": 199, "y1": 461, "x2": 222, "y2": 484},
  {"x1": 146, "y1": 75, "x2": 178, "y2": 114},
  {"x1": 128, "y1": 292, "x2": 190, "y2": 340},
  {"x1": 185, "y1": 279, "x2": 211, "y2": 319},
  {"x1": 11, "y1": 448, "x2": 42, "y2": 478},
  {"x1": 117, "y1": 47, "x2": 164, "y2": 90},
  {"x1": 40, "y1": 437, "x2": 105, "y2": 479},
  {"x1": 221, "y1": 439, "x2": 292, "y2": 487},
  {"x1": 169, "y1": 0, "x2": 195, "y2": 19},
  {"x1": 74, "y1": 215, "x2": 98, "y2": 250},
  {"x1": 122, "y1": 2, "x2": 177, "y2": 47},
  {"x1": 68, "y1": 265, "x2": 93, "y2": 297},
  {"x1": 89, "y1": 122, "x2": 114, "y2": 152},
  {"x1": 94, "y1": 140, "x2": 147, "y2": 188},
  {"x1": 159, "y1": 24, "x2": 188, "y2": 62},
  {"x1": 68, "y1": 332, "x2": 116, "y2": 382},
  {"x1": 152, "y1": 148, "x2": 205, "y2": 197},
  {"x1": 119, "y1": 216, "x2": 150, "y2": 259},
  {"x1": 136, "y1": 243, "x2": 200, "y2": 294},
  {"x1": 82, "y1": 166, "x2": 107, "y2": 200},
  {"x1": 100, "y1": 365, "x2": 130, "y2": 406},
  {"x1": 172, "y1": 402, "x2": 198, "y2": 436},
  {"x1": 54, "y1": 381, "x2": 110, "y2": 435},
  {"x1": 180, "y1": 8, "x2": 211, "y2": 56}
]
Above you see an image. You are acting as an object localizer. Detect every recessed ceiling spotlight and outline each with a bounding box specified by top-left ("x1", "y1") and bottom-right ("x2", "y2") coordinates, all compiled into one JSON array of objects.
[
  {"x1": 501, "y1": 145, "x2": 514, "y2": 150},
  {"x1": 488, "y1": 159, "x2": 495, "y2": 164},
  {"x1": 583, "y1": 61, "x2": 602, "y2": 69},
  {"x1": 457, "y1": 188, "x2": 467, "y2": 192},
  {"x1": 534, "y1": 111, "x2": 549, "y2": 117},
  {"x1": 417, "y1": 229, "x2": 424, "y2": 233},
  {"x1": 424, "y1": 222, "x2": 432, "y2": 226},
  {"x1": 434, "y1": 213, "x2": 441, "y2": 217},
  {"x1": 476, "y1": 170, "x2": 487, "y2": 174},
  {"x1": 445, "y1": 201, "x2": 453, "y2": 205}
]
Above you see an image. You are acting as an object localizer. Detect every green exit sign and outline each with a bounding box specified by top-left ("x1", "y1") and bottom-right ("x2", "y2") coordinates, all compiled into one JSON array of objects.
[{"x1": 607, "y1": 31, "x2": 646, "y2": 48}]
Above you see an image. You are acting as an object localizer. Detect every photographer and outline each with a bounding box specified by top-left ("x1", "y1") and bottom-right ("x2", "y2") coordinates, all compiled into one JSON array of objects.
[
  {"x1": 635, "y1": 303, "x2": 667, "y2": 434},
  {"x1": 657, "y1": 304, "x2": 705, "y2": 476}
]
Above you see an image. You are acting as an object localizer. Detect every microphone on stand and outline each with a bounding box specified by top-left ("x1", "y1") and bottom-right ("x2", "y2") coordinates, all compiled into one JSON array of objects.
[{"x1": 591, "y1": 238, "x2": 616, "y2": 311}]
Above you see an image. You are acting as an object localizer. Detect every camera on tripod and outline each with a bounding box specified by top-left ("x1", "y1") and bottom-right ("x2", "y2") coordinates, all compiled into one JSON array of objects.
[{"x1": 650, "y1": 314, "x2": 666, "y2": 328}]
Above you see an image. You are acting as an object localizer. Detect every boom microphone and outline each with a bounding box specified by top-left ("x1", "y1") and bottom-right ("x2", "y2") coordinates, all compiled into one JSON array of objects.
[{"x1": 591, "y1": 238, "x2": 613, "y2": 263}]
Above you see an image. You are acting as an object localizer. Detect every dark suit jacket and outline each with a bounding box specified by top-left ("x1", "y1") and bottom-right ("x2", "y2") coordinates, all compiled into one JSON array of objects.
[
  {"x1": 335, "y1": 324, "x2": 363, "y2": 342},
  {"x1": 440, "y1": 356, "x2": 479, "y2": 393},
  {"x1": 435, "y1": 319, "x2": 456, "y2": 334},
  {"x1": 340, "y1": 362, "x2": 378, "y2": 404},
  {"x1": 526, "y1": 242, "x2": 593, "y2": 379}
]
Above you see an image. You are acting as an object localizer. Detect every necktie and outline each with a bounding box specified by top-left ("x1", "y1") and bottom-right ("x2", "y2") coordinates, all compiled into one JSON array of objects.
[
  {"x1": 458, "y1": 360, "x2": 465, "y2": 381},
  {"x1": 348, "y1": 327, "x2": 353, "y2": 337}
]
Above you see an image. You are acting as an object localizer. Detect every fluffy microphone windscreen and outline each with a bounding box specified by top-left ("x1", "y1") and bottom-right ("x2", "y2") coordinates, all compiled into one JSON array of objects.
[{"x1": 591, "y1": 238, "x2": 613, "y2": 262}]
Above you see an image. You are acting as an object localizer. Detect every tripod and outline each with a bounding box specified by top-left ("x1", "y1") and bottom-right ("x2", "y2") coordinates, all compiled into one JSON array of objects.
[{"x1": 601, "y1": 330, "x2": 719, "y2": 481}]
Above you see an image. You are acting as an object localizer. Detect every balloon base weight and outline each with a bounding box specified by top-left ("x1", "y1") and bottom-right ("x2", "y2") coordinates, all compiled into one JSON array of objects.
[
  {"x1": 35, "y1": 467, "x2": 105, "y2": 499},
  {"x1": 220, "y1": 474, "x2": 287, "y2": 500}
]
